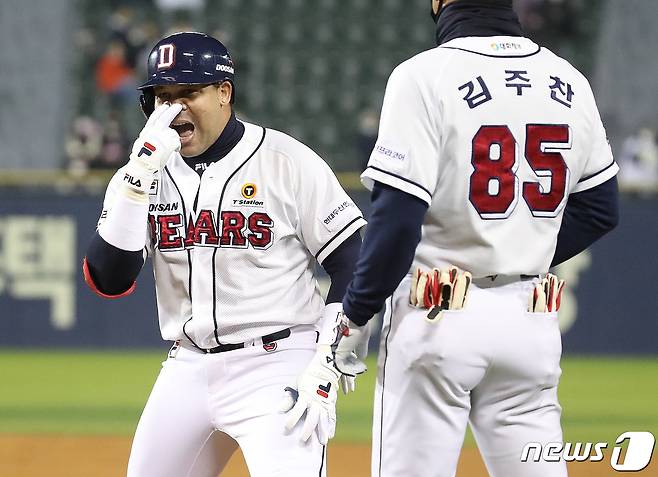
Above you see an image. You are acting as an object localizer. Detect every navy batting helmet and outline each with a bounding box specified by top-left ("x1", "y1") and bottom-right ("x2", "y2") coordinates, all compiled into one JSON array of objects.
[{"x1": 138, "y1": 32, "x2": 235, "y2": 117}]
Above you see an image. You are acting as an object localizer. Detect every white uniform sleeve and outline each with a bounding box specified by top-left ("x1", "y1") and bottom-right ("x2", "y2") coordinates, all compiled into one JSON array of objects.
[
  {"x1": 361, "y1": 62, "x2": 440, "y2": 206},
  {"x1": 97, "y1": 169, "x2": 152, "y2": 258},
  {"x1": 293, "y1": 145, "x2": 366, "y2": 265},
  {"x1": 572, "y1": 90, "x2": 619, "y2": 193}
]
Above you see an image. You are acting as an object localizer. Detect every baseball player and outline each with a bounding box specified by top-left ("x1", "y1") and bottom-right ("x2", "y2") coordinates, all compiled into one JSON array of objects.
[
  {"x1": 83, "y1": 32, "x2": 366, "y2": 477},
  {"x1": 334, "y1": 1, "x2": 619, "y2": 476}
]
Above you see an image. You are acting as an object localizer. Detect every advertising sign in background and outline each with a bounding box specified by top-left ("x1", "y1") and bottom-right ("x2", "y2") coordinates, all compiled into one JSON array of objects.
[{"x1": 0, "y1": 191, "x2": 656, "y2": 354}]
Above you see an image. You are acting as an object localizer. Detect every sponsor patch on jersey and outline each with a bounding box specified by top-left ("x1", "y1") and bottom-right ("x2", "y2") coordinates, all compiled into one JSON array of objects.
[
  {"x1": 232, "y1": 198, "x2": 264, "y2": 207},
  {"x1": 321, "y1": 200, "x2": 356, "y2": 233},
  {"x1": 149, "y1": 178, "x2": 159, "y2": 196},
  {"x1": 241, "y1": 183, "x2": 257, "y2": 199},
  {"x1": 490, "y1": 41, "x2": 523, "y2": 52},
  {"x1": 149, "y1": 202, "x2": 179, "y2": 212},
  {"x1": 371, "y1": 141, "x2": 408, "y2": 170}
]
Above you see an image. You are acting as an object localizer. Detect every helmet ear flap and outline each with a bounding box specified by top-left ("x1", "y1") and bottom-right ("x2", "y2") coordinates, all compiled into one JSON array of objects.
[{"x1": 139, "y1": 88, "x2": 155, "y2": 118}]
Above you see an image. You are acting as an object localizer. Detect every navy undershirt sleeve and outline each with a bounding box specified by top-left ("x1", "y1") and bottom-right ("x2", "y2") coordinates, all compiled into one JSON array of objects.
[
  {"x1": 551, "y1": 176, "x2": 619, "y2": 267},
  {"x1": 322, "y1": 231, "x2": 362, "y2": 304},
  {"x1": 343, "y1": 182, "x2": 428, "y2": 326},
  {"x1": 85, "y1": 232, "x2": 145, "y2": 295}
]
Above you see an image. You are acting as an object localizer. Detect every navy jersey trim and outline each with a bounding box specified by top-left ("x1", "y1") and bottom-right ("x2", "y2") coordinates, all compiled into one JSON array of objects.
[
  {"x1": 440, "y1": 44, "x2": 541, "y2": 58},
  {"x1": 577, "y1": 160, "x2": 616, "y2": 184},
  {"x1": 368, "y1": 166, "x2": 433, "y2": 198},
  {"x1": 182, "y1": 317, "x2": 204, "y2": 351},
  {"x1": 211, "y1": 127, "x2": 267, "y2": 346},
  {"x1": 319, "y1": 444, "x2": 326, "y2": 476},
  {"x1": 378, "y1": 295, "x2": 394, "y2": 476},
  {"x1": 314, "y1": 216, "x2": 364, "y2": 263}
]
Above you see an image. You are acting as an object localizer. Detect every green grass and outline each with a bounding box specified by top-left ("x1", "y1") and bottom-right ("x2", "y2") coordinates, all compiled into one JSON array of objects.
[{"x1": 0, "y1": 351, "x2": 656, "y2": 445}]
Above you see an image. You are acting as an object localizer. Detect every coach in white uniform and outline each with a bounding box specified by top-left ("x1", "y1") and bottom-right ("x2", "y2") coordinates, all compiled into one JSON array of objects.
[
  {"x1": 337, "y1": 1, "x2": 619, "y2": 476},
  {"x1": 84, "y1": 32, "x2": 365, "y2": 477}
]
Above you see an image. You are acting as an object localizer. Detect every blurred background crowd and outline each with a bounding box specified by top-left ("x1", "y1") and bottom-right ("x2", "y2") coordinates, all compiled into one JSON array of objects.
[{"x1": 0, "y1": 0, "x2": 653, "y2": 194}]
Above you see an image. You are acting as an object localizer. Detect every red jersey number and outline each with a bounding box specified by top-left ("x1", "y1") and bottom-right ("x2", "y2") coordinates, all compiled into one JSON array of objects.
[{"x1": 469, "y1": 124, "x2": 570, "y2": 219}]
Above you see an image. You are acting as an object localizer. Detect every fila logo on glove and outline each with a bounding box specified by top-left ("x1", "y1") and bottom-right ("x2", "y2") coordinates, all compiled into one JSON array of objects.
[
  {"x1": 317, "y1": 382, "x2": 332, "y2": 399},
  {"x1": 138, "y1": 142, "x2": 157, "y2": 158}
]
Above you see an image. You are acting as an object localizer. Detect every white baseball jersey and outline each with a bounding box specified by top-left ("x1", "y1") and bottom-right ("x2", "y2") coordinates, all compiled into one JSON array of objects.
[
  {"x1": 99, "y1": 121, "x2": 365, "y2": 348},
  {"x1": 363, "y1": 36, "x2": 618, "y2": 277}
]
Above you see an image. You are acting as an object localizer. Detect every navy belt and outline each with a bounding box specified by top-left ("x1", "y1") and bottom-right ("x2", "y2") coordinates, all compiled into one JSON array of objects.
[
  {"x1": 472, "y1": 274, "x2": 539, "y2": 288},
  {"x1": 202, "y1": 328, "x2": 291, "y2": 354}
]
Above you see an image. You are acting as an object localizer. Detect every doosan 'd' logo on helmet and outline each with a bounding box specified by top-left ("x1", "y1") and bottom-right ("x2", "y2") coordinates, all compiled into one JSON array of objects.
[
  {"x1": 157, "y1": 44, "x2": 176, "y2": 69},
  {"x1": 216, "y1": 64, "x2": 234, "y2": 74}
]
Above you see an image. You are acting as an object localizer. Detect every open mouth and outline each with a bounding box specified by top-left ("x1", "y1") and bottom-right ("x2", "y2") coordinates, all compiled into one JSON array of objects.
[{"x1": 171, "y1": 121, "x2": 195, "y2": 142}]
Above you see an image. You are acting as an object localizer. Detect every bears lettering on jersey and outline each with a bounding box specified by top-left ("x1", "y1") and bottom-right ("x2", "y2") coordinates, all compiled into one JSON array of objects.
[
  {"x1": 193, "y1": 210, "x2": 220, "y2": 246},
  {"x1": 157, "y1": 214, "x2": 185, "y2": 250},
  {"x1": 148, "y1": 209, "x2": 274, "y2": 251}
]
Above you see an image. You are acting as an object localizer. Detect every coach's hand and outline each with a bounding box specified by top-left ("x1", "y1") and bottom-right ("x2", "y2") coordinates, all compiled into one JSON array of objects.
[
  {"x1": 334, "y1": 317, "x2": 369, "y2": 394},
  {"x1": 280, "y1": 345, "x2": 341, "y2": 445},
  {"x1": 121, "y1": 103, "x2": 182, "y2": 197}
]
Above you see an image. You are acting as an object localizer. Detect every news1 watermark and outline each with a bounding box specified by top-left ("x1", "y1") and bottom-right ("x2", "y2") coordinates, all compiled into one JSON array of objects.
[{"x1": 521, "y1": 432, "x2": 655, "y2": 471}]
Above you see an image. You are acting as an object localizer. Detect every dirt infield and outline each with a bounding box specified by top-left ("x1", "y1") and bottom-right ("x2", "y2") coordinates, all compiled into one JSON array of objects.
[{"x1": 1, "y1": 435, "x2": 656, "y2": 476}]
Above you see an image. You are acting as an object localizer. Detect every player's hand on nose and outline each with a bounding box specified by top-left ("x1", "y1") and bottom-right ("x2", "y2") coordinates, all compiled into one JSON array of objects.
[
  {"x1": 279, "y1": 345, "x2": 342, "y2": 445},
  {"x1": 134, "y1": 102, "x2": 183, "y2": 172},
  {"x1": 121, "y1": 103, "x2": 183, "y2": 197}
]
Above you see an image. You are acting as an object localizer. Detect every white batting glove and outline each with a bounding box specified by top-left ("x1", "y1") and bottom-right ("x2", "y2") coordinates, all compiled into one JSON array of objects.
[
  {"x1": 121, "y1": 103, "x2": 183, "y2": 198},
  {"x1": 316, "y1": 304, "x2": 368, "y2": 395},
  {"x1": 280, "y1": 345, "x2": 341, "y2": 445},
  {"x1": 334, "y1": 316, "x2": 369, "y2": 394}
]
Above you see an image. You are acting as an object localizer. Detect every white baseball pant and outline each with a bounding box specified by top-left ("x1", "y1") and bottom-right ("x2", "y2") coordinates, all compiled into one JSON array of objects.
[
  {"x1": 127, "y1": 325, "x2": 327, "y2": 477},
  {"x1": 372, "y1": 275, "x2": 567, "y2": 477}
]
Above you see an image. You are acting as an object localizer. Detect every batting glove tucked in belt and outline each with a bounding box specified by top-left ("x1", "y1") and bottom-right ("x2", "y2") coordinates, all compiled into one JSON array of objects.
[
  {"x1": 410, "y1": 266, "x2": 472, "y2": 322},
  {"x1": 529, "y1": 273, "x2": 565, "y2": 312},
  {"x1": 280, "y1": 345, "x2": 341, "y2": 445},
  {"x1": 121, "y1": 103, "x2": 182, "y2": 198}
]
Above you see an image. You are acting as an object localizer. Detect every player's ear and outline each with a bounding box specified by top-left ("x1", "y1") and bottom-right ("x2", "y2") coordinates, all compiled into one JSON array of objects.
[{"x1": 216, "y1": 81, "x2": 232, "y2": 107}]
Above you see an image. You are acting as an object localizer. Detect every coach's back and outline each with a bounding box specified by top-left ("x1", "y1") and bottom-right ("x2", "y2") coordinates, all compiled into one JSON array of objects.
[{"x1": 363, "y1": 35, "x2": 618, "y2": 277}]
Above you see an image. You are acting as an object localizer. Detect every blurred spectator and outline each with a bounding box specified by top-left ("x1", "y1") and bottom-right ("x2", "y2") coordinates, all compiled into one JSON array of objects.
[
  {"x1": 156, "y1": 0, "x2": 206, "y2": 29},
  {"x1": 618, "y1": 127, "x2": 658, "y2": 192},
  {"x1": 65, "y1": 112, "x2": 131, "y2": 175},
  {"x1": 99, "y1": 114, "x2": 130, "y2": 170},
  {"x1": 95, "y1": 39, "x2": 137, "y2": 104},
  {"x1": 107, "y1": 6, "x2": 142, "y2": 68},
  {"x1": 65, "y1": 116, "x2": 104, "y2": 176}
]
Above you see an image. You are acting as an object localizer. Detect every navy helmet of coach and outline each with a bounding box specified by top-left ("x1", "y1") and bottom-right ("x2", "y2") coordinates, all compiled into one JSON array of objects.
[{"x1": 138, "y1": 32, "x2": 236, "y2": 117}]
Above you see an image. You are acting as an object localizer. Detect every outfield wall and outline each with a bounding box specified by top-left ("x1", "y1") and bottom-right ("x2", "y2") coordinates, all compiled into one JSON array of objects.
[{"x1": 0, "y1": 189, "x2": 656, "y2": 354}]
